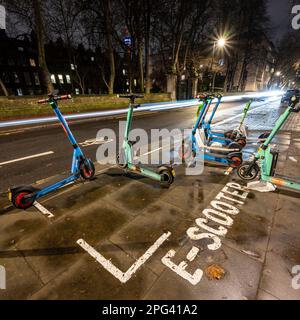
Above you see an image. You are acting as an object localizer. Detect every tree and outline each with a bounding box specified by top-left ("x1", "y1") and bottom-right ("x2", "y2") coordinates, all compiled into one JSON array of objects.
[
  {"x1": 32, "y1": 0, "x2": 53, "y2": 93},
  {"x1": 3, "y1": 0, "x2": 53, "y2": 93}
]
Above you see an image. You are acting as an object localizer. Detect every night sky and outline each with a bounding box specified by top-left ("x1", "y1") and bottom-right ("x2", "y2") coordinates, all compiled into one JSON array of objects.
[{"x1": 268, "y1": 0, "x2": 294, "y2": 43}]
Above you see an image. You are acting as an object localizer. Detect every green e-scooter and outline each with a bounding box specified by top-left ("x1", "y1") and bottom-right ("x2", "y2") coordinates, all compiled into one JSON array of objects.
[
  {"x1": 237, "y1": 95, "x2": 300, "y2": 191},
  {"x1": 117, "y1": 94, "x2": 175, "y2": 188}
]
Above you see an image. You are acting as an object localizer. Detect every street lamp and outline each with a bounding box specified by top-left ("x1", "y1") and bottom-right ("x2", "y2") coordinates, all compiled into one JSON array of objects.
[{"x1": 211, "y1": 37, "x2": 227, "y2": 92}]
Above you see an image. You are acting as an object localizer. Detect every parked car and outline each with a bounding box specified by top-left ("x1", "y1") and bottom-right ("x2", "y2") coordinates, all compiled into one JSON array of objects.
[{"x1": 281, "y1": 89, "x2": 300, "y2": 107}]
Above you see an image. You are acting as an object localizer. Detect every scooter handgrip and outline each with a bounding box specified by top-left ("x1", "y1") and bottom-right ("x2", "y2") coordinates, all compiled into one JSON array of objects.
[
  {"x1": 55, "y1": 94, "x2": 72, "y2": 101},
  {"x1": 38, "y1": 98, "x2": 49, "y2": 104}
]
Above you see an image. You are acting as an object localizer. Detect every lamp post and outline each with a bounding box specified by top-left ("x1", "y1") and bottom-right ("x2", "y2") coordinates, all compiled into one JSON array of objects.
[{"x1": 210, "y1": 38, "x2": 227, "y2": 92}]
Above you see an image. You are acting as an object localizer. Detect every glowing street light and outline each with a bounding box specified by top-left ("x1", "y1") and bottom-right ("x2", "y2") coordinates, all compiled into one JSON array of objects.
[
  {"x1": 217, "y1": 38, "x2": 226, "y2": 48},
  {"x1": 276, "y1": 71, "x2": 281, "y2": 77}
]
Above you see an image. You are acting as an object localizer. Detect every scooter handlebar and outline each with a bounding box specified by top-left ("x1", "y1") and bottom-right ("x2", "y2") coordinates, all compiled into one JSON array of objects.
[
  {"x1": 118, "y1": 94, "x2": 144, "y2": 99},
  {"x1": 38, "y1": 94, "x2": 72, "y2": 104}
]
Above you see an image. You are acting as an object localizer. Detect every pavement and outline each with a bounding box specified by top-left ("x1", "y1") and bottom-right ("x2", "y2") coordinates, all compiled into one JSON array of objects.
[{"x1": 0, "y1": 97, "x2": 300, "y2": 300}]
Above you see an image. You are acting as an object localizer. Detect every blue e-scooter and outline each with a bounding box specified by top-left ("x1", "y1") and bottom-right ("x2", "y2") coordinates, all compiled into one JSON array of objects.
[
  {"x1": 179, "y1": 94, "x2": 243, "y2": 168},
  {"x1": 9, "y1": 93, "x2": 95, "y2": 210},
  {"x1": 201, "y1": 94, "x2": 249, "y2": 148}
]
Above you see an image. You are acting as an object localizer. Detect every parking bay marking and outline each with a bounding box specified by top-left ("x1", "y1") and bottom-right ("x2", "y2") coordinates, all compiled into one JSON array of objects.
[
  {"x1": 33, "y1": 201, "x2": 55, "y2": 218},
  {"x1": 77, "y1": 232, "x2": 171, "y2": 284},
  {"x1": 161, "y1": 182, "x2": 250, "y2": 286}
]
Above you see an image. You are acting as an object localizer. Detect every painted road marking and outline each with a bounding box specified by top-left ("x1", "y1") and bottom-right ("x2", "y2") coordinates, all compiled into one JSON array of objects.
[
  {"x1": 80, "y1": 138, "x2": 114, "y2": 147},
  {"x1": 77, "y1": 231, "x2": 171, "y2": 283},
  {"x1": 33, "y1": 201, "x2": 54, "y2": 218},
  {"x1": 162, "y1": 182, "x2": 249, "y2": 286},
  {"x1": 0, "y1": 151, "x2": 54, "y2": 167},
  {"x1": 289, "y1": 157, "x2": 298, "y2": 163}
]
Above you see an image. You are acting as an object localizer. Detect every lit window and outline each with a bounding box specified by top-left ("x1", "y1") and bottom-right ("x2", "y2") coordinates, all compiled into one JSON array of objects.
[
  {"x1": 71, "y1": 64, "x2": 75, "y2": 70},
  {"x1": 134, "y1": 79, "x2": 137, "y2": 86},
  {"x1": 50, "y1": 74, "x2": 56, "y2": 84},
  {"x1": 58, "y1": 74, "x2": 64, "y2": 84},
  {"x1": 75, "y1": 88, "x2": 80, "y2": 95},
  {"x1": 66, "y1": 75, "x2": 71, "y2": 84},
  {"x1": 91, "y1": 56, "x2": 95, "y2": 62},
  {"x1": 34, "y1": 73, "x2": 40, "y2": 85},
  {"x1": 122, "y1": 69, "x2": 126, "y2": 75},
  {"x1": 18, "y1": 47, "x2": 24, "y2": 52},
  {"x1": 29, "y1": 59, "x2": 36, "y2": 67}
]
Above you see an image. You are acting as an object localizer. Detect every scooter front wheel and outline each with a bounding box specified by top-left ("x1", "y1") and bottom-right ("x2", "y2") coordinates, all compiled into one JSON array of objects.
[
  {"x1": 159, "y1": 167, "x2": 175, "y2": 188},
  {"x1": 237, "y1": 162, "x2": 260, "y2": 181},
  {"x1": 10, "y1": 187, "x2": 36, "y2": 210},
  {"x1": 80, "y1": 159, "x2": 95, "y2": 180}
]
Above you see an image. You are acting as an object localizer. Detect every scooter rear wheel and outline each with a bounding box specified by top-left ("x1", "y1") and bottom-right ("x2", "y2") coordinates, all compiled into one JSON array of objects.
[
  {"x1": 159, "y1": 168, "x2": 175, "y2": 188},
  {"x1": 229, "y1": 156, "x2": 243, "y2": 168},
  {"x1": 10, "y1": 187, "x2": 36, "y2": 210},
  {"x1": 237, "y1": 162, "x2": 260, "y2": 181},
  {"x1": 80, "y1": 159, "x2": 95, "y2": 180}
]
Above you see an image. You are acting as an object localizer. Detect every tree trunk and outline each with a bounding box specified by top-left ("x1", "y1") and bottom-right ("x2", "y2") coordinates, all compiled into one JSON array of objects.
[
  {"x1": 0, "y1": 78, "x2": 9, "y2": 96},
  {"x1": 144, "y1": 0, "x2": 151, "y2": 94},
  {"x1": 138, "y1": 39, "x2": 144, "y2": 93},
  {"x1": 105, "y1": 0, "x2": 115, "y2": 95},
  {"x1": 32, "y1": 0, "x2": 53, "y2": 94}
]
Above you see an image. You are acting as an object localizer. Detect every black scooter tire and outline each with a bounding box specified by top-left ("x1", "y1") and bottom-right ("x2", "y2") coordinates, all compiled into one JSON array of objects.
[
  {"x1": 237, "y1": 162, "x2": 260, "y2": 181},
  {"x1": 80, "y1": 159, "x2": 95, "y2": 180},
  {"x1": 159, "y1": 168, "x2": 175, "y2": 188},
  {"x1": 10, "y1": 186, "x2": 37, "y2": 210}
]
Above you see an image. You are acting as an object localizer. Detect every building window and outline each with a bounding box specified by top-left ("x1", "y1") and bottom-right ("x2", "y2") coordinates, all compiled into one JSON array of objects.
[
  {"x1": 24, "y1": 72, "x2": 32, "y2": 85},
  {"x1": 50, "y1": 74, "x2": 56, "y2": 84},
  {"x1": 58, "y1": 74, "x2": 64, "y2": 84},
  {"x1": 33, "y1": 73, "x2": 40, "y2": 85},
  {"x1": 75, "y1": 88, "x2": 80, "y2": 95},
  {"x1": 29, "y1": 58, "x2": 36, "y2": 67},
  {"x1": 66, "y1": 75, "x2": 71, "y2": 84},
  {"x1": 70, "y1": 64, "x2": 75, "y2": 70},
  {"x1": 18, "y1": 47, "x2": 24, "y2": 52},
  {"x1": 13, "y1": 72, "x2": 20, "y2": 83},
  {"x1": 91, "y1": 56, "x2": 95, "y2": 62}
]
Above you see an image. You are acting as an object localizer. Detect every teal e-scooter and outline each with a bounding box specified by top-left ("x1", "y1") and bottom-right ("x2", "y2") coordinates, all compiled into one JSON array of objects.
[
  {"x1": 117, "y1": 94, "x2": 175, "y2": 188},
  {"x1": 237, "y1": 96, "x2": 300, "y2": 191}
]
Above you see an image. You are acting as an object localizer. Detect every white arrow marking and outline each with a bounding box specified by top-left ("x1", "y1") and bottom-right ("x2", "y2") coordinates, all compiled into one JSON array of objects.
[{"x1": 77, "y1": 231, "x2": 171, "y2": 283}]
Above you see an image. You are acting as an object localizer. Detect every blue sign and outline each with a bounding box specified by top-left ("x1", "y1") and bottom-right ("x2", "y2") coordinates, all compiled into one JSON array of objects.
[{"x1": 123, "y1": 36, "x2": 132, "y2": 46}]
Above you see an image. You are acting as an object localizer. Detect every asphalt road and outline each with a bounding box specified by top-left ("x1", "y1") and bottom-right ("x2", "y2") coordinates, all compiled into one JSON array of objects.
[{"x1": 0, "y1": 98, "x2": 281, "y2": 193}]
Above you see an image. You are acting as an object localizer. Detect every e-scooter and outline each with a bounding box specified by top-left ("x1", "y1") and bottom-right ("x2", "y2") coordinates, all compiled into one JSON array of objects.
[
  {"x1": 9, "y1": 93, "x2": 95, "y2": 210},
  {"x1": 202, "y1": 95, "x2": 251, "y2": 148},
  {"x1": 117, "y1": 94, "x2": 175, "y2": 187},
  {"x1": 237, "y1": 96, "x2": 300, "y2": 191},
  {"x1": 179, "y1": 94, "x2": 243, "y2": 168}
]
